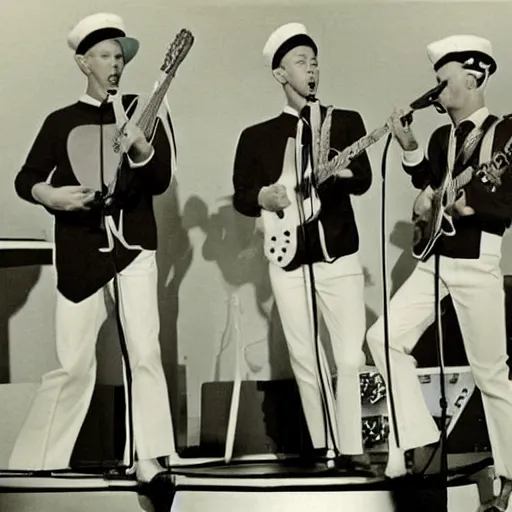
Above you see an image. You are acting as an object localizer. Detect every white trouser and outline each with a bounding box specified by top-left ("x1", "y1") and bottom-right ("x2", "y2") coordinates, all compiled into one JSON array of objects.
[
  {"x1": 269, "y1": 252, "x2": 367, "y2": 455},
  {"x1": 9, "y1": 250, "x2": 175, "y2": 470},
  {"x1": 367, "y1": 250, "x2": 512, "y2": 478}
]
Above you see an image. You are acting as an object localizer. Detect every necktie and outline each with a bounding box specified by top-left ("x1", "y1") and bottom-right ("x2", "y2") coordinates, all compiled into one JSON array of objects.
[
  {"x1": 453, "y1": 120, "x2": 475, "y2": 176},
  {"x1": 299, "y1": 105, "x2": 313, "y2": 175},
  {"x1": 454, "y1": 120, "x2": 475, "y2": 158},
  {"x1": 298, "y1": 105, "x2": 314, "y2": 198}
]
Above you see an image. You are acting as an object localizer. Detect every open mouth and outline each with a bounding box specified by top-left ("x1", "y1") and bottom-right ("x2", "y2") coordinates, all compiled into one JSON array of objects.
[
  {"x1": 308, "y1": 81, "x2": 316, "y2": 91},
  {"x1": 108, "y1": 74, "x2": 120, "y2": 85}
]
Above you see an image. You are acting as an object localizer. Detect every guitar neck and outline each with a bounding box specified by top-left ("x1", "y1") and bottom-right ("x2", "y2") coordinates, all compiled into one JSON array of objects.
[
  {"x1": 452, "y1": 166, "x2": 475, "y2": 192},
  {"x1": 137, "y1": 71, "x2": 174, "y2": 138},
  {"x1": 316, "y1": 124, "x2": 389, "y2": 185},
  {"x1": 136, "y1": 30, "x2": 193, "y2": 139}
]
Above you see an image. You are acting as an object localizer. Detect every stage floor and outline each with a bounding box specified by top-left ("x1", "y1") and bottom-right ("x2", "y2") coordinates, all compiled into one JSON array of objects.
[{"x1": 0, "y1": 453, "x2": 496, "y2": 512}]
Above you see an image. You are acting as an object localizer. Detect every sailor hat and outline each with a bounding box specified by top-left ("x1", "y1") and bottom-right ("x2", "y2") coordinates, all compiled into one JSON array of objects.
[
  {"x1": 67, "y1": 13, "x2": 139, "y2": 64},
  {"x1": 427, "y1": 34, "x2": 497, "y2": 75},
  {"x1": 263, "y1": 22, "x2": 317, "y2": 69}
]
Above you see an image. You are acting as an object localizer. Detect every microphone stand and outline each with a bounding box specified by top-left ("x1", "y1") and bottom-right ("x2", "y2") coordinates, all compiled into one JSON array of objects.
[
  {"x1": 98, "y1": 90, "x2": 136, "y2": 474},
  {"x1": 379, "y1": 81, "x2": 449, "y2": 510}
]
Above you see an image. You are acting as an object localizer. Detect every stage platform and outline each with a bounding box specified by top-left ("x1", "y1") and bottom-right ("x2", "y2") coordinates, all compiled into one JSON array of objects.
[{"x1": 0, "y1": 454, "x2": 498, "y2": 512}]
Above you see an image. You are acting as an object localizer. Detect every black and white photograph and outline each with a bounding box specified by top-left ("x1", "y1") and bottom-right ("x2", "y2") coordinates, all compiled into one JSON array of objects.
[{"x1": 1, "y1": 0, "x2": 512, "y2": 510}]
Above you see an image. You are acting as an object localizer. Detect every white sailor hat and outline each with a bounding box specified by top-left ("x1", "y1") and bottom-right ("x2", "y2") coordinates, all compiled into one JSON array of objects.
[
  {"x1": 263, "y1": 22, "x2": 317, "y2": 69},
  {"x1": 427, "y1": 34, "x2": 497, "y2": 75},
  {"x1": 67, "y1": 13, "x2": 140, "y2": 64}
]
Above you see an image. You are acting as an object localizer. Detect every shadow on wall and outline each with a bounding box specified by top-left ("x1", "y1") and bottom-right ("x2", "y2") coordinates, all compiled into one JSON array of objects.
[
  {"x1": 155, "y1": 179, "x2": 193, "y2": 448},
  {"x1": 0, "y1": 266, "x2": 42, "y2": 383},
  {"x1": 92, "y1": 179, "x2": 194, "y2": 451},
  {"x1": 182, "y1": 194, "x2": 291, "y2": 380}
]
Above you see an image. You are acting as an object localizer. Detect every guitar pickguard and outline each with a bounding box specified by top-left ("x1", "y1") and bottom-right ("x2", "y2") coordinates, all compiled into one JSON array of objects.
[{"x1": 261, "y1": 138, "x2": 321, "y2": 268}]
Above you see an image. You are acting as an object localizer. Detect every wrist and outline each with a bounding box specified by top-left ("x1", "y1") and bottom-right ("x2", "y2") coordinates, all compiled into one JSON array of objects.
[
  {"x1": 401, "y1": 138, "x2": 419, "y2": 152},
  {"x1": 31, "y1": 182, "x2": 54, "y2": 207},
  {"x1": 257, "y1": 186, "x2": 268, "y2": 208}
]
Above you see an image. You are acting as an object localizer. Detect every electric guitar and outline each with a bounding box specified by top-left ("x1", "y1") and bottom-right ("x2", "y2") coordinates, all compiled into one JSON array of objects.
[
  {"x1": 412, "y1": 127, "x2": 512, "y2": 261},
  {"x1": 107, "y1": 29, "x2": 194, "y2": 197},
  {"x1": 262, "y1": 105, "x2": 388, "y2": 268},
  {"x1": 260, "y1": 82, "x2": 449, "y2": 268}
]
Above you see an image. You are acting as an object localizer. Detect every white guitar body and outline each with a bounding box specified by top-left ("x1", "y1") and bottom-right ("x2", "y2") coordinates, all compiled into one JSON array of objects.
[{"x1": 261, "y1": 138, "x2": 321, "y2": 268}]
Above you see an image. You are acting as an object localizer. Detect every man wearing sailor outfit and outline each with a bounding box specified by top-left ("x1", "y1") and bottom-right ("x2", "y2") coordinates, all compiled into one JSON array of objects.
[
  {"x1": 9, "y1": 12, "x2": 175, "y2": 484},
  {"x1": 367, "y1": 34, "x2": 512, "y2": 508},
  {"x1": 233, "y1": 22, "x2": 372, "y2": 470}
]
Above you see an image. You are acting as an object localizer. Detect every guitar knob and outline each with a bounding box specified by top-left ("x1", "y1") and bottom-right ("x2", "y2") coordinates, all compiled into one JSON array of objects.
[
  {"x1": 284, "y1": 230, "x2": 290, "y2": 237},
  {"x1": 282, "y1": 248, "x2": 287, "y2": 253},
  {"x1": 271, "y1": 236, "x2": 277, "y2": 242},
  {"x1": 270, "y1": 248, "x2": 275, "y2": 253},
  {"x1": 277, "y1": 256, "x2": 283, "y2": 263}
]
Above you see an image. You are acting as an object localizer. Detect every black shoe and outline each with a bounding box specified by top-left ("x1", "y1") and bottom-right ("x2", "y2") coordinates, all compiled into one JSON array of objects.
[
  {"x1": 138, "y1": 471, "x2": 175, "y2": 495},
  {"x1": 298, "y1": 447, "x2": 329, "y2": 466},
  {"x1": 138, "y1": 472, "x2": 176, "y2": 512}
]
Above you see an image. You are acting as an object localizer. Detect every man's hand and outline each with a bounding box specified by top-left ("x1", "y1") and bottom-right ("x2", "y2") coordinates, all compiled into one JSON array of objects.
[
  {"x1": 412, "y1": 185, "x2": 435, "y2": 219},
  {"x1": 448, "y1": 190, "x2": 475, "y2": 217},
  {"x1": 387, "y1": 107, "x2": 419, "y2": 151},
  {"x1": 333, "y1": 168, "x2": 354, "y2": 179},
  {"x1": 120, "y1": 123, "x2": 153, "y2": 163},
  {"x1": 32, "y1": 183, "x2": 96, "y2": 211},
  {"x1": 258, "y1": 184, "x2": 291, "y2": 212}
]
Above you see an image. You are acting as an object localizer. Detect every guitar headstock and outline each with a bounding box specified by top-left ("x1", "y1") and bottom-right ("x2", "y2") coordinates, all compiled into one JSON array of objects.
[{"x1": 161, "y1": 29, "x2": 194, "y2": 74}]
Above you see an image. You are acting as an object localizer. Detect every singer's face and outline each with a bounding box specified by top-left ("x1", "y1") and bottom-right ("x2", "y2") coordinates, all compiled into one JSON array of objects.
[
  {"x1": 279, "y1": 46, "x2": 319, "y2": 98},
  {"x1": 435, "y1": 62, "x2": 470, "y2": 110},
  {"x1": 84, "y1": 40, "x2": 125, "y2": 92}
]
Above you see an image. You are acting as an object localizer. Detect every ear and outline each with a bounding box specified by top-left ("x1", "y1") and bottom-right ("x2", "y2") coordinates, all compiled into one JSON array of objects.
[
  {"x1": 74, "y1": 54, "x2": 90, "y2": 76},
  {"x1": 272, "y1": 66, "x2": 287, "y2": 85},
  {"x1": 465, "y1": 72, "x2": 478, "y2": 90}
]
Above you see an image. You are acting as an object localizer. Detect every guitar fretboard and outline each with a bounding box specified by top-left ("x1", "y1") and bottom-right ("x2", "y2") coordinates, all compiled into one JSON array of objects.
[{"x1": 316, "y1": 124, "x2": 390, "y2": 186}]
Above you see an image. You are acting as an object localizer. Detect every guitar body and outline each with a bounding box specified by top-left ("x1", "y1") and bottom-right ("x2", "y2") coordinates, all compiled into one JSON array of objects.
[
  {"x1": 261, "y1": 139, "x2": 321, "y2": 268},
  {"x1": 412, "y1": 184, "x2": 456, "y2": 261}
]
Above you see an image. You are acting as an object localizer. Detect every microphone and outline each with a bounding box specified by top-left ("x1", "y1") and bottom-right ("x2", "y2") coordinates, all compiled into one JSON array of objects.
[
  {"x1": 409, "y1": 80, "x2": 448, "y2": 111},
  {"x1": 401, "y1": 80, "x2": 448, "y2": 125}
]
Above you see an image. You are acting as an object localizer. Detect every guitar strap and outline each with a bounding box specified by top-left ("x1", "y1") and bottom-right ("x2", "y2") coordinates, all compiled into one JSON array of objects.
[
  {"x1": 448, "y1": 115, "x2": 498, "y2": 178},
  {"x1": 478, "y1": 116, "x2": 501, "y2": 167}
]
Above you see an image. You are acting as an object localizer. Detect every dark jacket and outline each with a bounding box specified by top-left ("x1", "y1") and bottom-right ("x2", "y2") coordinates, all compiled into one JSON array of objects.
[{"x1": 233, "y1": 107, "x2": 372, "y2": 268}]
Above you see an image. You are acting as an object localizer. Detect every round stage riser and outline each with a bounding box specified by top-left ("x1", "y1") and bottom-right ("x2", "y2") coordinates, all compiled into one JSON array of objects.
[
  {"x1": 171, "y1": 482, "x2": 482, "y2": 512},
  {"x1": 172, "y1": 490, "x2": 394, "y2": 512}
]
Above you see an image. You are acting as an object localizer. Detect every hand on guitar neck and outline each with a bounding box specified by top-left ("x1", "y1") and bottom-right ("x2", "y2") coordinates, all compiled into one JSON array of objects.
[
  {"x1": 112, "y1": 95, "x2": 154, "y2": 164},
  {"x1": 119, "y1": 122, "x2": 154, "y2": 163},
  {"x1": 258, "y1": 184, "x2": 291, "y2": 217}
]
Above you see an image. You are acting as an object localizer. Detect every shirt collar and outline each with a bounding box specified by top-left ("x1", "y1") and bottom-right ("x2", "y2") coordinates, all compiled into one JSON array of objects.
[
  {"x1": 454, "y1": 106, "x2": 489, "y2": 130},
  {"x1": 79, "y1": 94, "x2": 114, "y2": 107},
  {"x1": 283, "y1": 104, "x2": 300, "y2": 118}
]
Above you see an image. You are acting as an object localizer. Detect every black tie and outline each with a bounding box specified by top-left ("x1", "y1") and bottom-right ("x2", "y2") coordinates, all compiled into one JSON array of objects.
[
  {"x1": 300, "y1": 105, "x2": 312, "y2": 168},
  {"x1": 453, "y1": 120, "x2": 475, "y2": 175},
  {"x1": 298, "y1": 105, "x2": 314, "y2": 197},
  {"x1": 454, "y1": 120, "x2": 475, "y2": 158}
]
